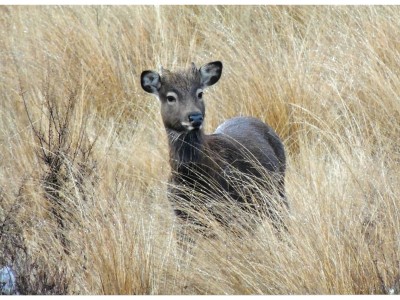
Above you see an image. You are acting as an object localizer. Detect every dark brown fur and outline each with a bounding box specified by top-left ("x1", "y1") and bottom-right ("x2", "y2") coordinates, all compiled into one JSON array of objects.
[{"x1": 141, "y1": 61, "x2": 287, "y2": 230}]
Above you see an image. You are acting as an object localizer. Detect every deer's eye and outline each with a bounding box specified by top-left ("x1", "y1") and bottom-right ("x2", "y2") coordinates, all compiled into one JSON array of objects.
[
  {"x1": 167, "y1": 96, "x2": 176, "y2": 102},
  {"x1": 197, "y1": 89, "x2": 203, "y2": 100},
  {"x1": 166, "y1": 92, "x2": 177, "y2": 104}
]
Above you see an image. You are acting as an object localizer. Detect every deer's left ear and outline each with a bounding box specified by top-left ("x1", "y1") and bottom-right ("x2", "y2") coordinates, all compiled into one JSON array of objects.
[
  {"x1": 141, "y1": 70, "x2": 161, "y2": 95},
  {"x1": 199, "y1": 61, "x2": 223, "y2": 88}
]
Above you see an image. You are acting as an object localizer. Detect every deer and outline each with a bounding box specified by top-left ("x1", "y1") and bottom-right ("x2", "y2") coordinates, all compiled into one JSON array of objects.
[{"x1": 140, "y1": 61, "x2": 287, "y2": 235}]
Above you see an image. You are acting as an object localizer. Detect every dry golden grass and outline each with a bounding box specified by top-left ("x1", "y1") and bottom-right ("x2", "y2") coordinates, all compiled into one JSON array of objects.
[{"x1": 1, "y1": 5, "x2": 400, "y2": 295}]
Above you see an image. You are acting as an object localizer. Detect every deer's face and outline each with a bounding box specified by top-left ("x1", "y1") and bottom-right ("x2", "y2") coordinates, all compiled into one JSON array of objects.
[
  {"x1": 158, "y1": 71, "x2": 205, "y2": 132},
  {"x1": 141, "y1": 61, "x2": 222, "y2": 133}
]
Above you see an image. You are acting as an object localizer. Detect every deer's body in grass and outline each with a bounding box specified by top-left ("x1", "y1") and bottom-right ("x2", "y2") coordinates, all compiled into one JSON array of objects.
[{"x1": 141, "y1": 61, "x2": 287, "y2": 230}]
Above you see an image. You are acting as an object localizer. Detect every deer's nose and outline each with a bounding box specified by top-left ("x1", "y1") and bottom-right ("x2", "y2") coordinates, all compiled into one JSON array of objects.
[{"x1": 188, "y1": 112, "x2": 203, "y2": 128}]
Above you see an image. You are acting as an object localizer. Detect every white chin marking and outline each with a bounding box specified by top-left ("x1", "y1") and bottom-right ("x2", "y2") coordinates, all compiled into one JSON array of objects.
[{"x1": 181, "y1": 122, "x2": 202, "y2": 131}]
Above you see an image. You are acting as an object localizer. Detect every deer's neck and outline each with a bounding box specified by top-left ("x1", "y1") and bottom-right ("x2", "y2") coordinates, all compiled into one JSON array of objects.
[{"x1": 167, "y1": 128, "x2": 205, "y2": 170}]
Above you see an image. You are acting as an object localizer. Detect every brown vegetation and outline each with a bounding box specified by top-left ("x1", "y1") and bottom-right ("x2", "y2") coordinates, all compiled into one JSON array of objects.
[{"x1": 0, "y1": 6, "x2": 399, "y2": 294}]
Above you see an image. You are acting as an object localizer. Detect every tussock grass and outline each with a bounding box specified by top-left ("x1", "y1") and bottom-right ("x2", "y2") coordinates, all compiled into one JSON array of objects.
[{"x1": 1, "y1": 5, "x2": 400, "y2": 294}]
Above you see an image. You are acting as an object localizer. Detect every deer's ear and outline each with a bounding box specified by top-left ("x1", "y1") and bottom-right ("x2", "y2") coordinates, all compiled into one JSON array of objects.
[
  {"x1": 141, "y1": 71, "x2": 161, "y2": 95},
  {"x1": 199, "y1": 61, "x2": 222, "y2": 87}
]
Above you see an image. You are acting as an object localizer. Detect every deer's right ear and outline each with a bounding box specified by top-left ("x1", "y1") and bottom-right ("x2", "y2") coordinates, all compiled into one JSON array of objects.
[{"x1": 141, "y1": 71, "x2": 161, "y2": 95}]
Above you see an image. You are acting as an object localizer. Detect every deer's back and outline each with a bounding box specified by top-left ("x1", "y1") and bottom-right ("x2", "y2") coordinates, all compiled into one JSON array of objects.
[{"x1": 211, "y1": 116, "x2": 285, "y2": 175}]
